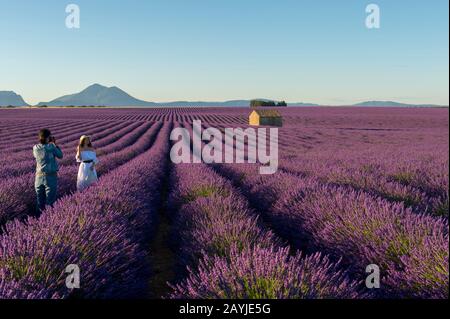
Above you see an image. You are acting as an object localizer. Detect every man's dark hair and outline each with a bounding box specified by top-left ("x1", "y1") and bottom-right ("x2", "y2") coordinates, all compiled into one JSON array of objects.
[{"x1": 39, "y1": 129, "x2": 51, "y2": 144}]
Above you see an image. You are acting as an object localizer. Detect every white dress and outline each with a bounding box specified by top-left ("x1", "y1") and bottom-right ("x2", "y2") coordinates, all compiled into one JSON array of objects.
[{"x1": 76, "y1": 150, "x2": 99, "y2": 191}]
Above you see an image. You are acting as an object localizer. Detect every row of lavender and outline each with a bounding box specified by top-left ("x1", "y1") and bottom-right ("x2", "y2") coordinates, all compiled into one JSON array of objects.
[
  {"x1": 167, "y1": 162, "x2": 364, "y2": 298},
  {"x1": 164, "y1": 123, "x2": 364, "y2": 298},
  {"x1": 192, "y1": 109, "x2": 446, "y2": 297},
  {"x1": 0, "y1": 122, "x2": 163, "y2": 228},
  {"x1": 0, "y1": 119, "x2": 89, "y2": 148},
  {"x1": 0, "y1": 108, "x2": 250, "y2": 125},
  {"x1": 0, "y1": 122, "x2": 171, "y2": 298},
  {"x1": 186, "y1": 119, "x2": 448, "y2": 298},
  {"x1": 208, "y1": 119, "x2": 448, "y2": 219},
  {"x1": 3, "y1": 119, "x2": 132, "y2": 156},
  {"x1": 0, "y1": 107, "x2": 448, "y2": 299},
  {"x1": 0, "y1": 121, "x2": 140, "y2": 178},
  {"x1": 3, "y1": 106, "x2": 447, "y2": 127},
  {"x1": 280, "y1": 149, "x2": 448, "y2": 218},
  {"x1": 0, "y1": 119, "x2": 118, "y2": 152},
  {"x1": 212, "y1": 163, "x2": 448, "y2": 298}
]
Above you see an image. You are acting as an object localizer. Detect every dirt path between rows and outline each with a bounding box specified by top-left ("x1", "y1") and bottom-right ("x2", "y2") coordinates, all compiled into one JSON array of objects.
[{"x1": 147, "y1": 128, "x2": 176, "y2": 299}]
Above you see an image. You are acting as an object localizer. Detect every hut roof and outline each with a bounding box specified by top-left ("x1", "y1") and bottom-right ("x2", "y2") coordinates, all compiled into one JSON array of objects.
[{"x1": 252, "y1": 109, "x2": 282, "y2": 118}]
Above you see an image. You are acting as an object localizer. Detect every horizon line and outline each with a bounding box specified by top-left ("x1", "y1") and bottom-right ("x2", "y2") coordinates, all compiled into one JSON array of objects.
[{"x1": 1, "y1": 84, "x2": 448, "y2": 107}]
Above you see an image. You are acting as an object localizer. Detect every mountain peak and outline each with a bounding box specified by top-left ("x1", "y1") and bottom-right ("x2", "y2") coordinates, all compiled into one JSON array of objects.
[
  {"x1": 88, "y1": 83, "x2": 107, "y2": 89},
  {"x1": 0, "y1": 91, "x2": 29, "y2": 107},
  {"x1": 82, "y1": 83, "x2": 108, "y2": 93},
  {"x1": 37, "y1": 84, "x2": 156, "y2": 107}
]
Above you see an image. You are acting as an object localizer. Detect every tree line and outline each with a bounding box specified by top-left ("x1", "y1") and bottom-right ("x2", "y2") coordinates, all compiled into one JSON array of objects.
[{"x1": 250, "y1": 100, "x2": 287, "y2": 107}]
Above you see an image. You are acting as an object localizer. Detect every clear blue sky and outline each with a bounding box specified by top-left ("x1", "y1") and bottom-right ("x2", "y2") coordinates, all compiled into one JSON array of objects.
[{"x1": 0, "y1": 0, "x2": 448, "y2": 105}]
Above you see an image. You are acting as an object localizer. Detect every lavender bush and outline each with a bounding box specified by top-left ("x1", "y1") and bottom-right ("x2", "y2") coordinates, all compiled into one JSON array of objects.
[
  {"x1": 170, "y1": 246, "x2": 362, "y2": 299},
  {"x1": 168, "y1": 160, "x2": 364, "y2": 299},
  {"x1": 0, "y1": 106, "x2": 447, "y2": 299},
  {"x1": 0, "y1": 122, "x2": 171, "y2": 298},
  {"x1": 0, "y1": 122, "x2": 162, "y2": 228}
]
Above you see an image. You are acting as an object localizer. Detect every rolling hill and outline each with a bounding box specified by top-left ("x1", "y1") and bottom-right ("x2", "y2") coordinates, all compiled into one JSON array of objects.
[
  {"x1": 36, "y1": 84, "x2": 158, "y2": 107},
  {"x1": 0, "y1": 91, "x2": 29, "y2": 107},
  {"x1": 3, "y1": 84, "x2": 445, "y2": 108}
]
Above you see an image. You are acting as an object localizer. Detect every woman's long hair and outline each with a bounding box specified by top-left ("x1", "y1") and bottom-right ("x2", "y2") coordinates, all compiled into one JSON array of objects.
[{"x1": 76, "y1": 135, "x2": 93, "y2": 160}]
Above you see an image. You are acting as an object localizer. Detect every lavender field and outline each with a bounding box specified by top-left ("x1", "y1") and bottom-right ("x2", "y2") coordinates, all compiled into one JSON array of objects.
[{"x1": 0, "y1": 107, "x2": 448, "y2": 299}]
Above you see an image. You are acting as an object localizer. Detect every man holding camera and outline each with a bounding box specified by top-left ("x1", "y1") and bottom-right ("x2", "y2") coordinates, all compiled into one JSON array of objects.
[{"x1": 33, "y1": 128, "x2": 64, "y2": 214}]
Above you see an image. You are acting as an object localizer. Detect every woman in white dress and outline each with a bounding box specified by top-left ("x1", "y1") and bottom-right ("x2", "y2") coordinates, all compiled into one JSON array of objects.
[{"x1": 76, "y1": 135, "x2": 99, "y2": 191}]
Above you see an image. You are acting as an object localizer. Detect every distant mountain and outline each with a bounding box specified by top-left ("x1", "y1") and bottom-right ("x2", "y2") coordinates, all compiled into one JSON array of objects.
[
  {"x1": 37, "y1": 84, "x2": 157, "y2": 107},
  {"x1": 0, "y1": 91, "x2": 29, "y2": 107},
  {"x1": 25, "y1": 84, "x2": 448, "y2": 108},
  {"x1": 353, "y1": 101, "x2": 444, "y2": 107},
  {"x1": 35, "y1": 85, "x2": 320, "y2": 107}
]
